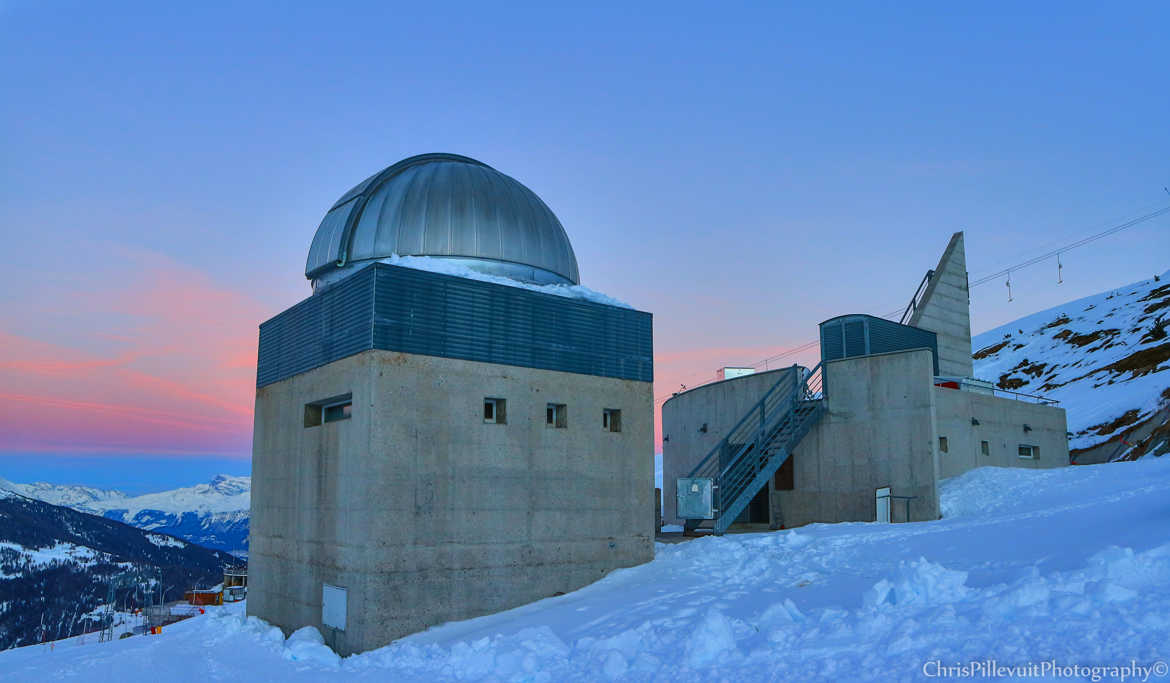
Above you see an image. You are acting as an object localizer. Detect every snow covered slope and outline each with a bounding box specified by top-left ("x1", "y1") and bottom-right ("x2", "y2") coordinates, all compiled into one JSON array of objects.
[
  {"x1": 3, "y1": 458, "x2": 1168, "y2": 680},
  {"x1": 0, "y1": 476, "x2": 250, "y2": 557},
  {"x1": 973, "y1": 271, "x2": 1170, "y2": 460},
  {"x1": 0, "y1": 491, "x2": 236, "y2": 649},
  {"x1": 0, "y1": 478, "x2": 128, "y2": 510}
]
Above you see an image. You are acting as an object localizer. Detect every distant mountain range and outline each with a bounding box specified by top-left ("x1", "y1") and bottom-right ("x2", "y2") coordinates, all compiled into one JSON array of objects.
[
  {"x1": 0, "y1": 488, "x2": 236, "y2": 649},
  {"x1": 973, "y1": 270, "x2": 1170, "y2": 462},
  {"x1": 0, "y1": 475, "x2": 250, "y2": 558}
]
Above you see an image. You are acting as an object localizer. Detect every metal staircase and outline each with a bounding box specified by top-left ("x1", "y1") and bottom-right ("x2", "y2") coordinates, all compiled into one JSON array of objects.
[{"x1": 680, "y1": 363, "x2": 825, "y2": 535}]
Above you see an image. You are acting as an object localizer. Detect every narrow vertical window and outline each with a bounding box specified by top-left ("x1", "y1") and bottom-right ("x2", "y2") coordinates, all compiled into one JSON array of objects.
[
  {"x1": 602, "y1": 409, "x2": 622, "y2": 432},
  {"x1": 938, "y1": 436, "x2": 948, "y2": 453},
  {"x1": 546, "y1": 403, "x2": 567, "y2": 428},
  {"x1": 981, "y1": 440, "x2": 990, "y2": 456},
  {"x1": 483, "y1": 398, "x2": 506, "y2": 424}
]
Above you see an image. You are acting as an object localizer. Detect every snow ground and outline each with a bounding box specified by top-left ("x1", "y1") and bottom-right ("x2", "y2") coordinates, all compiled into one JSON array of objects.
[{"x1": 3, "y1": 458, "x2": 1168, "y2": 682}]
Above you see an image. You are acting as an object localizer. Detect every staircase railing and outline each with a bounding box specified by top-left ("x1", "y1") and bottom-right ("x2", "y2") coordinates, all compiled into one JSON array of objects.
[
  {"x1": 681, "y1": 362, "x2": 825, "y2": 535},
  {"x1": 682, "y1": 368, "x2": 799, "y2": 486},
  {"x1": 899, "y1": 269, "x2": 935, "y2": 325}
]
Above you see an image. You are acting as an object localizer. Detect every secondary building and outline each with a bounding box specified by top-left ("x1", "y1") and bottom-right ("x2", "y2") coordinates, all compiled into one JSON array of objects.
[{"x1": 664, "y1": 232, "x2": 1068, "y2": 533}]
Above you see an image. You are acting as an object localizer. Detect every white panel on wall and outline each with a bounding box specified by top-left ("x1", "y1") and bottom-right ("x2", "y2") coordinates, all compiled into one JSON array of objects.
[{"x1": 322, "y1": 584, "x2": 347, "y2": 631}]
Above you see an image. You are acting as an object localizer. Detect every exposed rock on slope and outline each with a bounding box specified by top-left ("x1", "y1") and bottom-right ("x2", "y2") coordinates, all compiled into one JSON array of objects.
[{"x1": 972, "y1": 271, "x2": 1170, "y2": 463}]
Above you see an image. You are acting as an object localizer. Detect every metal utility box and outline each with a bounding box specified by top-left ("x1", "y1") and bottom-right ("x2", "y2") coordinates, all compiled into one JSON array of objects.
[
  {"x1": 718, "y1": 367, "x2": 755, "y2": 380},
  {"x1": 676, "y1": 477, "x2": 715, "y2": 519}
]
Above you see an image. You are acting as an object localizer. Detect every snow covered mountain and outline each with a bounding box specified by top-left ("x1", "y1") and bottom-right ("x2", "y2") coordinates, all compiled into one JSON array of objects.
[
  {"x1": 0, "y1": 476, "x2": 250, "y2": 558},
  {"x1": 973, "y1": 271, "x2": 1170, "y2": 463},
  {"x1": 2, "y1": 457, "x2": 1168, "y2": 679},
  {"x1": 0, "y1": 488, "x2": 236, "y2": 650},
  {"x1": 0, "y1": 480, "x2": 129, "y2": 510}
]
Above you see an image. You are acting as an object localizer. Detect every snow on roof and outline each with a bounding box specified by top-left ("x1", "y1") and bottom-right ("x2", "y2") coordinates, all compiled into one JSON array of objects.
[{"x1": 367, "y1": 254, "x2": 633, "y2": 308}]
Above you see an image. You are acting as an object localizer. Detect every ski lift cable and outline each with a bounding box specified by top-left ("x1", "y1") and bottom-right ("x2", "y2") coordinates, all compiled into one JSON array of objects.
[{"x1": 968, "y1": 204, "x2": 1170, "y2": 288}]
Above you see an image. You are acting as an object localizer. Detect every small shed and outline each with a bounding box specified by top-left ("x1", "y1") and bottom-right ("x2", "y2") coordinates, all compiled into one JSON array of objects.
[{"x1": 185, "y1": 588, "x2": 222, "y2": 606}]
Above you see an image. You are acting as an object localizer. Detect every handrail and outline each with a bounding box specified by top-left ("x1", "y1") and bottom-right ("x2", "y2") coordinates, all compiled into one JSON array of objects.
[
  {"x1": 710, "y1": 361, "x2": 825, "y2": 532},
  {"x1": 717, "y1": 391, "x2": 797, "y2": 481},
  {"x1": 990, "y1": 387, "x2": 1060, "y2": 406},
  {"x1": 802, "y1": 362, "x2": 824, "y2": 400},
  {"x1": 718, "y1": 361, "x2": 822, "y2": 484},
  {"x1": 684, "y1": 366, "x2": 802, "y2": 480},
  {"x1": 899, "y1": 269, "x2": 935, "y2": 325},
  {"x1": 683, "y1": 361, "x2": 825, "y2": 531}
]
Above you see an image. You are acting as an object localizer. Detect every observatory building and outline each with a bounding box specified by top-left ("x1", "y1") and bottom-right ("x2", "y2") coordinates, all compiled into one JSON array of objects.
[
  {"x1": 248, "y1": 153, "x2": 654, "y2": 654},
  {"x1": 664, "y1": 233, "x2": 1069, "y2": 533}
]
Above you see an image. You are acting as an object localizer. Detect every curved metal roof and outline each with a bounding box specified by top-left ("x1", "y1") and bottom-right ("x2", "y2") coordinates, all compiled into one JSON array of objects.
[{"x1": 305, "y1": 153, "x2": 580, "y2": 286}]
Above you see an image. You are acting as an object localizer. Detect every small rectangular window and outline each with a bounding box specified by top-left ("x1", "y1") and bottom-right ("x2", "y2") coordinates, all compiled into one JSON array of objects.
[
  {"x1": 1018, "y1": 444, "x2": 1037, "y2": 459},
  {"x1": 324, "y1": 401, "x2": 351, "y2": 423},
  {"x1": 602, "y1": 409, "x2": 622, "y2": 432},
  {"x1": 304, "y1": 393, "x2": 352, "y2": 427},
  {"x1": 938, "y1": 436, "x2": 948, "y2": 453},
  {"x1": 981, "y1": 440, "x2": 990, "y2": 456},
  {"x1": 546, "y1": 403, "x2": 567, "y2": 428},
  {"x1": 483, "y1": 398, "x2": 506, "y2": 424}
]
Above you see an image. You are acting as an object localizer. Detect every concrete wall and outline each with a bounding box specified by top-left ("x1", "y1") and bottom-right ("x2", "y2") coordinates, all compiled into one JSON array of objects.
[
  {"x1": 910, "y1": 232, "x2": 974, "y2": 378},
  {"x1": 775, "y1": 349, "x2": 941, "y2": 526},
  {"x1": 933, "y1": 388, "x2": 1069, "y2": 479},
  {"x1": 660, "y1": 367, "x2": 799, "y2": 526},
  {"x1": 249, "y1": 349, "x2": 654, "y2": 655}
]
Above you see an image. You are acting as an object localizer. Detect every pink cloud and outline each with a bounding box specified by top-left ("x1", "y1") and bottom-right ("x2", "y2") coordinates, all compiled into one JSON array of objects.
[
  {"x1": 3, "y1": 242, "x2": 824, "y2": 461},
  {"x1": 0, "y1": 250, "x2": 265, "y2": 457}
]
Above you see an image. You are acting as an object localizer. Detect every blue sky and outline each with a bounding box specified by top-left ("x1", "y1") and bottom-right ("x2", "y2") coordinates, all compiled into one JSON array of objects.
[{"x1": 1, "y1": 1, "x2": 1167, "y2": 492}]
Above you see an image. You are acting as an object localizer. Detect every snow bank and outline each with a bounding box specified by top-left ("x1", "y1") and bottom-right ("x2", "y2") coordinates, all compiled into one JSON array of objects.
[
  {"x1": 283, "y1": 627, "x2": 341, "y2": 668},
  {"x1": 863, "y1": 557, "x2": 969, "y2": 609}
]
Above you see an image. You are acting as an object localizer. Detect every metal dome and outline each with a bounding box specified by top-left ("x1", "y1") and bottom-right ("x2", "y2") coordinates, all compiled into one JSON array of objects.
[{"x1": 305, "y1": 153, "x2": 580, "y2": 288}]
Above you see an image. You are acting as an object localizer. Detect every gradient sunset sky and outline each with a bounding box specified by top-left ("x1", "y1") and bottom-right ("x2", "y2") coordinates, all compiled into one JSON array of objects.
[{"x1": 2, "y1": 2, "x2": 1167, "y2": 492}]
